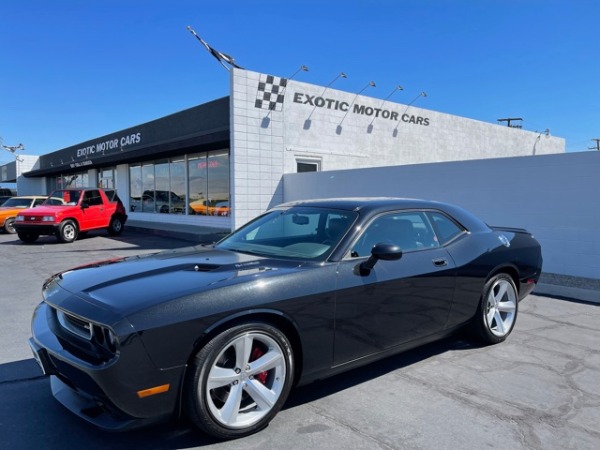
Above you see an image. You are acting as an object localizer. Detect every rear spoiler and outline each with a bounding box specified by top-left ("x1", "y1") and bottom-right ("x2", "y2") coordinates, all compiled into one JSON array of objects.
[{"x1": 489, "y1": 225, "x2": 529, "y2": 234}]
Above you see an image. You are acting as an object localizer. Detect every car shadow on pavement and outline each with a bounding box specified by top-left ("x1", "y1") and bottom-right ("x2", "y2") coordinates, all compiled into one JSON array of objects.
[
  {"x1": 0, "y1": 233, "x2": 196, "y2": 252},
  {"x1": 285, "y1": 336, "x2": 478, "y2": 408},
  {"x1": 0, "y1": 337, "x2": 481, "y2": 449},
  {"x1": 0, "y1": 360, "x2": 217, "y2": 449}
]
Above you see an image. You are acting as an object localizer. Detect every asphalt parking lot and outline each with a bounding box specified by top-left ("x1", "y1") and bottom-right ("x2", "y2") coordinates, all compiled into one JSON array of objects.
[{"x1": 1, "y1": 229, "x2": 598, "y2": 449}]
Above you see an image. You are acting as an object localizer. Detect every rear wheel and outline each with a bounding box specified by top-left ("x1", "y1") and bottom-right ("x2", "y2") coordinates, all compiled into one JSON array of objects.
[
  {"x1": 185, "y1": 322, "x2": 294, "y2": 440},
  {"x1": 56, "y1": 220, "x2": 78, "y2": 243},
  {"x1": 471, "y1": 273, "x2": 518, "y2": 344},
  {"x1": 18, "y1": 232, "x2": 39, "y2": 243},
  {"x1": 107, "y1": 216, "x2": 124, "y2": 236},
  {"x1": 4, "y1": 217, "x2": 16, "y2": 234}
]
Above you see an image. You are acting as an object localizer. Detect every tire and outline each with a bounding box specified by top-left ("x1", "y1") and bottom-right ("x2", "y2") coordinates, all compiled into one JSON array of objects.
[
  {"x1": 107, "y1": 216, "x2": 124, "y2": 236},
  {"x1": 471, "y1": 273, "x2": 518, "y2": 345},
  {"x1": 185, "y1": 322, "x2": 294, "y2": 440},
  {"x1": 56, "y1": 220, "x2": 78, "y2": 243},
  {"x1": 18, "y1": 232, "x2": 39, "y2": 243},
  {"x1": 4, "y1": 217, "x2": 16, "y2": 234}
]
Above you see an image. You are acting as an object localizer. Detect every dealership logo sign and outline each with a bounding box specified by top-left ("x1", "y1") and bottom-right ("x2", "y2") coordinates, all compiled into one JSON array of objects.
[
  {"x1": 292, "y1": 92, "x2": 430, "y2": 126},
  {"x1": 254, "y1": 74, "x2": 430, "y2": 126},
  {"x1": 255, "y1": 75, "x2": 287, "y2": 111}
]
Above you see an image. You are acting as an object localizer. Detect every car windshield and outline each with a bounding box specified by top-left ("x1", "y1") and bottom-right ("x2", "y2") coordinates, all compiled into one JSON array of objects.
[
  {"x1": 1, "y1": 198, "x2": 33, "y2": 208},
  {"x1": 44, "y1": 190, "x2": 82, "y2": 206},
  {"x1": 217, "y1": 206, "x2": 358, "y2": 261}
]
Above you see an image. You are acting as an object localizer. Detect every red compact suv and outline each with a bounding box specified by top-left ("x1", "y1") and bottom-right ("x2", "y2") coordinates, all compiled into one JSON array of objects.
[{"x1": 14, "y1": 188, "x2": 128, "y2": 243}]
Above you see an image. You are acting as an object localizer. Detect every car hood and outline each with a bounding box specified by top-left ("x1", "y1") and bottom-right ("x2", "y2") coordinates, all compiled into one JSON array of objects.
[
  {"x1": 18, "y1": 205, "x2": 77, "y2": 216},
  {"x1": 44, "y1": 246, "x2": 306, "y2": 318},
  {"x1": 0, "y1": 207, "x2": 24, "y2": 215}
]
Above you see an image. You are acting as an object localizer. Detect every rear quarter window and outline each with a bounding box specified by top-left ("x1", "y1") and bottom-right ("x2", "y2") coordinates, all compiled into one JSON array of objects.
[{"x1": 429, "y1": 211, "x2": 466, "y2": 245}]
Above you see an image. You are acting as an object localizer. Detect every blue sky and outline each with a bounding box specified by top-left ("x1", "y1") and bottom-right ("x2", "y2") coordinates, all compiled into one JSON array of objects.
[{"x1": 1, "y1": 0, "x2": 598, "y2": 163}]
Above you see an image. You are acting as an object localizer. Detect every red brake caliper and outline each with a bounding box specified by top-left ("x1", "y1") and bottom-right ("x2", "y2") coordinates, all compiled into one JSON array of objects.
[{"x1": 250, "y1": 346, "x2": 268, "y2": 384}]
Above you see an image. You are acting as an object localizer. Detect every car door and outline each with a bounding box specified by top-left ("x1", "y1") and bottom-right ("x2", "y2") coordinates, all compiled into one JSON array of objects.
[
  {"x1": 80, "y1": 190, "x2": 106, "y2": 229},
  {"x1": 333, "y1": 211, "x2": 456, "y2": 366}
]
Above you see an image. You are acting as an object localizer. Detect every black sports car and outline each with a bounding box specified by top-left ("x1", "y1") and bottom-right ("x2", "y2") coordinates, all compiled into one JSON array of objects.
[{"x1": 29, "y1": 198, "x2": 542, "y2": 439}]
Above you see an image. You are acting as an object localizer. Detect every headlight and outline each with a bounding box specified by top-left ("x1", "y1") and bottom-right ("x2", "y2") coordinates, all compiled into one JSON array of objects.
[
  {"x1": 15, "y1": 215, "x2": 24, "y2": 222},
  {"x1": 92, "y1": 324, "x2": 120, "y2": 354},
  {"x1": 42, "y1": 216, "x2": 56, "y2": 222}
]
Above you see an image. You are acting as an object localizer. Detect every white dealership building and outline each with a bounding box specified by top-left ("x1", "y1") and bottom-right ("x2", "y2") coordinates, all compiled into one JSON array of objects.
[{"x1": 6, "y1": 68, "x2": 564, "y2": 231}]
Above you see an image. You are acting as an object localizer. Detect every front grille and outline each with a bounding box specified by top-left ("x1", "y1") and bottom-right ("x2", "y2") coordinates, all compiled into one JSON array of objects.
[
  {"x1": 24, "y1": 215, "x2": 44, "y2": 223},
  {"x1": 57, "y1": 310, "x2": 93, "y2": 340}
]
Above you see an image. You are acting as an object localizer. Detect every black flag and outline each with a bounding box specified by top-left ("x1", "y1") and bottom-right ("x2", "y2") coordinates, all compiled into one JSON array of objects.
[{"x1": 187, "y1": 26, "x2": 243, "y2": 71}]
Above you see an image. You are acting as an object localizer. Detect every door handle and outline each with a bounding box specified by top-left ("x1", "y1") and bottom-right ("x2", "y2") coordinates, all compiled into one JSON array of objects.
[{"x1": 432, "y1": 258, "x2": 448, "y2": 267}]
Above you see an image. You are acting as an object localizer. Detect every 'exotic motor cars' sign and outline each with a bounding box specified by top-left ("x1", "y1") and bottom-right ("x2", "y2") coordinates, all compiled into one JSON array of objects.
[
  {"x1": 292, "y1": 92, "x2": 430, "y2": 126},
  {"x1": 76, "y1": 133, "x2": 142, "y2": 159}
]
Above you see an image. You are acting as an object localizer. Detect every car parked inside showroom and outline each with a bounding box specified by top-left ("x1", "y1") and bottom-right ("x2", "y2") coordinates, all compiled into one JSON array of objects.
[
  {"x1": 130, "y1": 190, "x2": 187, "y2": 214},
  {"x1": 28, "y1": 198, "x2": 542, "y2": 439}
]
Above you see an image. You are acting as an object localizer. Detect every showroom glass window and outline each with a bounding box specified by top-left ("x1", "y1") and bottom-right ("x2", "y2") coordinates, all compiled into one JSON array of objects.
[
  {"x1": 170, "y1": 157, "x2": 187, "y2": 214},
  {"x1": 129, "y1": 165, "x2": 142, "y2": 212},
  {"x1": 55, "y1": 172, "x2": 89, "y2": 190},
  {"x1": 187, "y1": 151, "x2": 230, "y2": 216},
  {"x1": 141, "y1": 163, "x2": 155, "y2": 213},
  {"x1": 98, "y1": 168, "x2": 115, "y2": 189},
  {"x1": 128, "y1": 150, "x2": 229, "y2": 216}
]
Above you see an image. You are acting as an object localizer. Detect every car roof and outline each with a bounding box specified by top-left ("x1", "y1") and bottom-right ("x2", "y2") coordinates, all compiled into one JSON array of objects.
[
  {"x1": 8, "y1": 196, "x2": 47, "y2": 199},
  {"x1": 275, "y1": 197, "x2": 490, "y2": 232},
  {"x1": 278, "y1": 197, "x2": 447, "y2": 211}
]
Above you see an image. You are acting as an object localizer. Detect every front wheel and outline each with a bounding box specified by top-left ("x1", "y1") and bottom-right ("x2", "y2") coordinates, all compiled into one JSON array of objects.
[
  {"x1": 471, "y1": 273, "x2": 518, "y2": 344},
  {"x1": 56, "y1": 220, "x2": 78, "y2": 243},
  {"x1": 185, "y1": 322, "x2": 294, "y2": 440},
  {"x1": 4, "y1": 217, "x2": 16, "y2": 234},
  {"x1": 107, "y1": 216, "x2": 124, "y2": 236}
]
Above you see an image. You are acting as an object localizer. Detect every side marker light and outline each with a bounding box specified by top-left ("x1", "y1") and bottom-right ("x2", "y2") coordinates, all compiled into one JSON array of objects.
[{"x1": 137, "y1": 384, "x2": 170, "y2": 398}]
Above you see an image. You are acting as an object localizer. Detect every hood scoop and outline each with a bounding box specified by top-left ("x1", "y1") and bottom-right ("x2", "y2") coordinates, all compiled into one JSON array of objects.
[{"x1": 193, "y1": 264, "x2": 221, "y2": 272}]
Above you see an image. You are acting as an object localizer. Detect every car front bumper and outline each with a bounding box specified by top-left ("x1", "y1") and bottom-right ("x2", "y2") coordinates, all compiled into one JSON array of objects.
[
  {"x1": 29, "y1": 302, "x2": 185, "y2": 431},
  {"x1": 14, "y1": 223, "x2": 60, "y2": 235}
]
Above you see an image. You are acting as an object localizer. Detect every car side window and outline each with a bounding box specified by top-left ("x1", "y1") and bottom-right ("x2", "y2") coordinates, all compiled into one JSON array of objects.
[
  {"x1": 85, "y1": 190, "x2": 103, "y2": 206},
  {"x1": 350, "y1": 211, "x2": 440, "y2": 257},
  {"x1": 428, "y1": 211, "x2": 465, "y2": 245}
]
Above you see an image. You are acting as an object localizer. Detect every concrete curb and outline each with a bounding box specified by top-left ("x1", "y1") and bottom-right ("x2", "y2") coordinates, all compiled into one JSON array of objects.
[
  {"x1": 126, "y1": 220, "x2": 229, "y2": 244},
  {"x1": 534, "y1": 283, "x2": 600, "y2": 305}
]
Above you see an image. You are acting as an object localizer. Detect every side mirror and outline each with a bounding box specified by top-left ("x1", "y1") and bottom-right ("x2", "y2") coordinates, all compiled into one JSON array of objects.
[{"x1": 359, "y1": 243, "x2": 402, "y2": 275}]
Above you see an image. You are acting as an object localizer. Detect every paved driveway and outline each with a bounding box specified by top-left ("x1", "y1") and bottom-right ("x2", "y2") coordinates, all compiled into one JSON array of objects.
[{"x1": 0, "y1": 230, "x2": 598, "y2": 449}]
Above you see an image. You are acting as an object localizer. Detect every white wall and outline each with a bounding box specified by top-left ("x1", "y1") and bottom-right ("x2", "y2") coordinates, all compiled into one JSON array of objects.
[
  {"x1": 231, "y1": 70, "x2": 286, "y2": 228},
  {"x1": 283, "y1": 151, "x2": 600, "y2": 280}
]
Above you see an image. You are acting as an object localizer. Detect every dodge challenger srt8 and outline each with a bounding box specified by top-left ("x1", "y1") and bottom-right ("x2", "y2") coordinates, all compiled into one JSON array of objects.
[{"x1": 29, "y1": 198, "x2": 542, "y2": 439}]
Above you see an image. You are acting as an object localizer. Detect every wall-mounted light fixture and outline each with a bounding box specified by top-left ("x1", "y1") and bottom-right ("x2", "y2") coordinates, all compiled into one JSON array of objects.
[
  {"x1": 304, "y1": 72, "x2": 348, "y2": 130},
  {"x1": 262, "y1": 65, "x2": 309, "y2": 129},
  {"x1": 336, "y1": 81, "x2": 376, "y2": 135},
  {"x1": 289, "y1": 65, "x2": 309, "y2": 80},
  {"x1": 393, "y1": 91, "x2": 428, "y2": 137},
  {"x1": 368, "y1": 85, "x2": 403, "y2": 133}
]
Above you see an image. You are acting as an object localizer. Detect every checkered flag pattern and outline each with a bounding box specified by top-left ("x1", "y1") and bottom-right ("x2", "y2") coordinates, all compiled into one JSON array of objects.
[{"x1": 255, "y1": 75, "x2": 287, "y2": 111}]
